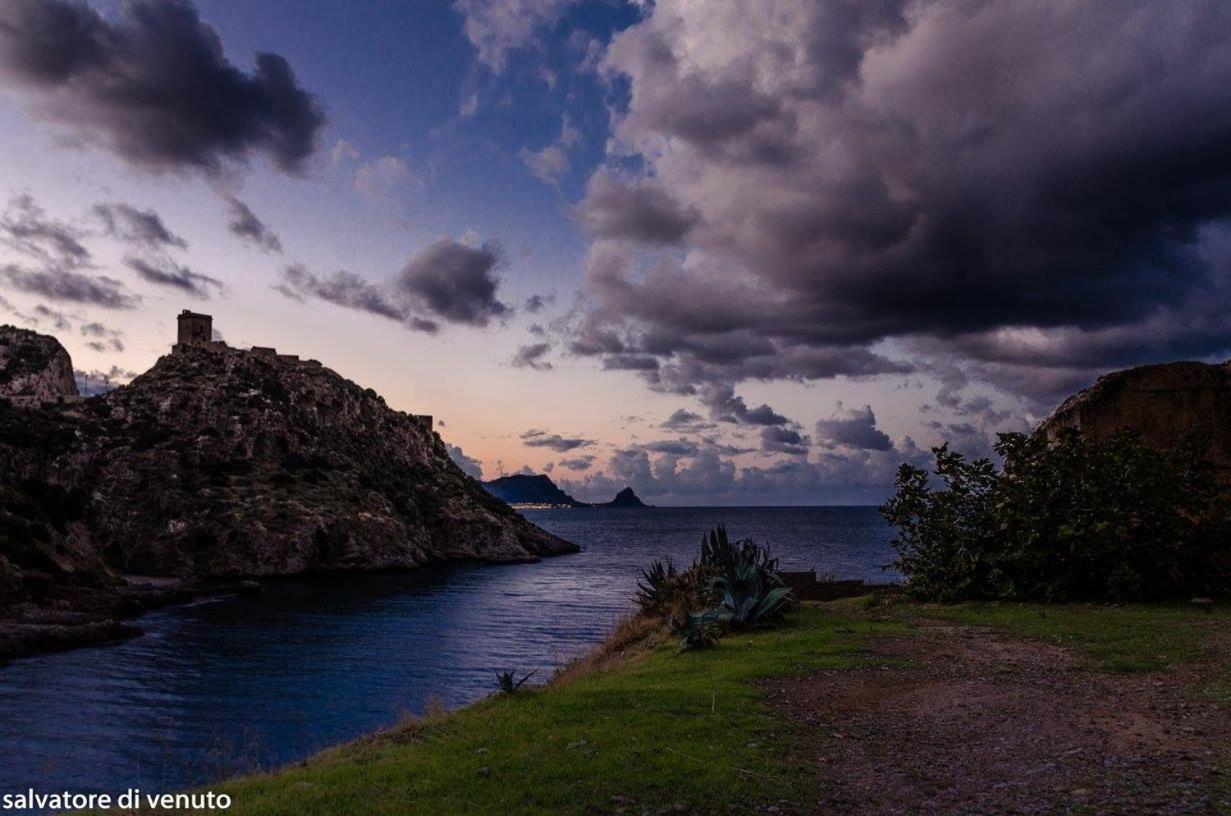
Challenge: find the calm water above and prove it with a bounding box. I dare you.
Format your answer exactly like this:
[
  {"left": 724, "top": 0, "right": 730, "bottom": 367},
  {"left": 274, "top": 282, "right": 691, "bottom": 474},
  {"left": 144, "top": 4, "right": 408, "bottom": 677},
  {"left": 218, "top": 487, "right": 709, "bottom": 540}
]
[{"left": 0, "top": 507, "right": 894, "bottom": 795}]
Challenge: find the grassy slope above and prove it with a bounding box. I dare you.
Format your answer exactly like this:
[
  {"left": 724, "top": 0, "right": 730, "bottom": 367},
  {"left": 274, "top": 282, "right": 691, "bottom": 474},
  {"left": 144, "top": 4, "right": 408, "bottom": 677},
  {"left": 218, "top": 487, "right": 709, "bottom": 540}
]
[{"left": 216, "top": 602, "right": 1227, "bottom": 816}]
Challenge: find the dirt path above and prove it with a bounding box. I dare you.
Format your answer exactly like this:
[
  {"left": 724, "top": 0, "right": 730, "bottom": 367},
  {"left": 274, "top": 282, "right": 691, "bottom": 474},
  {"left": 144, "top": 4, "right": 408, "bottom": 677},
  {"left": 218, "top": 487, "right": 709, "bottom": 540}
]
[{"left": 765, "top": 620, "right": 1231, "bottom": 815}]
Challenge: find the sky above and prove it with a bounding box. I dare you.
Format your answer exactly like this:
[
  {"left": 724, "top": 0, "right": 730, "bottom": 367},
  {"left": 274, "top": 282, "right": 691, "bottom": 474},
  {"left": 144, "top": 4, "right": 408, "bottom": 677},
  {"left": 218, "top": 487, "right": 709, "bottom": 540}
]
[{"left": 1, "top": 0, "right": 1229, "bottom": 505}]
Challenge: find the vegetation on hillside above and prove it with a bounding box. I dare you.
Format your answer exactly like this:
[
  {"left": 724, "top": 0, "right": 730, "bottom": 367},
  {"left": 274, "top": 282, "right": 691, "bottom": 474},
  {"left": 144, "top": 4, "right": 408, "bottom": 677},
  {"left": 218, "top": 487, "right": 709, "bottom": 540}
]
[
  {"left": 635, "top": 526, "right": 794, "bottom": 649},
  {"left": 882, "top": 429, "right": 1231, "bottom": 602}
]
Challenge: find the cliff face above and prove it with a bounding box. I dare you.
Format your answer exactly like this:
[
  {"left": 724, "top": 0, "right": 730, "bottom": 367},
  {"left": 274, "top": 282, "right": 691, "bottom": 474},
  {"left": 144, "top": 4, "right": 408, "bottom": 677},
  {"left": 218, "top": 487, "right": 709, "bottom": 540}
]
[
  {"left": 0, "top": 326, "right": 77, "bottom": 398},
  {"left": 1, "top": 341, "right": 576, "bottom": 584},
  {"left": 1039, "top": 360, "right": 1231, "bottom": 479}
]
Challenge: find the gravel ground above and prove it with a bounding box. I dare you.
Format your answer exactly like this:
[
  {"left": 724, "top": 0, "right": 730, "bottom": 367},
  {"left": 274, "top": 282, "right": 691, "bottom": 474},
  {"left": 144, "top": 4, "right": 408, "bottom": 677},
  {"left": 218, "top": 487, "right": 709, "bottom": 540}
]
[{"left": 764, "top": 622, "right": 1231, "bottom": 815}]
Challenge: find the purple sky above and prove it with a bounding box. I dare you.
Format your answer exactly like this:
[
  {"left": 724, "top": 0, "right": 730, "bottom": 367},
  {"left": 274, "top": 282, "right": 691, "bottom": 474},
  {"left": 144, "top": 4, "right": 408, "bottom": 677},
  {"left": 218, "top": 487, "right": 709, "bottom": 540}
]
[{"left": 1, "top": 0, "right": 1230, "bottom": 504}]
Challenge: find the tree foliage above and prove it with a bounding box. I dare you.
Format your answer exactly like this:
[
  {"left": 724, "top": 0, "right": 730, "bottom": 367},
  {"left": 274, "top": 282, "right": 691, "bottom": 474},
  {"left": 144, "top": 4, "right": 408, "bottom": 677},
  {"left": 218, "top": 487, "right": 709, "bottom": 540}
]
[{"left": 882, "top": 429, "right": 1231, "bottom": 602}]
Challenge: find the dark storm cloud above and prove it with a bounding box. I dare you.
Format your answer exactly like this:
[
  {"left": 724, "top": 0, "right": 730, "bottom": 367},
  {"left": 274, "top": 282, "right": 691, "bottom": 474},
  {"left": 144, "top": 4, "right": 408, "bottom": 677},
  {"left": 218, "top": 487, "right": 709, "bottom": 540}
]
[
  {"left": 814, "top": 404, "right": 893, "bottom": 452},
  {"left": 511, "top": 342, "right": 553, "bottom": 370},
  {"left": 760, "top": 426, "right": 810, "bottom": 457},
  {"left": 698, "top": 383, "right": 789, "bottom": 427},
  {"left": 576, "top": 170, "right": 698, "bottom": 246},
  {"left": 520, "top": 429, "right": 595, "bottom": 453},
  {"left": 1, "top": 264, "right": 138, "bottom": 309},
  {"left": 224, "top": 195, "right": 282, "bottom": 253},
  {"left": 574, "top": 0, "right": 1231, "bottom": 402},
  {"left": 0, "top": 0, "right": 325, "bottom": 175},
  {"left": 274, "top": 264, "right": 440, "bottom": 334},
  {"left": 93, "top": 203, "right": 187, "bottom": 250},
  {"left": 1, "top": 193, "right": 89, "bottom": 269},
  {"left": 126, "top": 257, "right": 224, "bottom": 300},
  {"left": 396, "top": 238, "right": 509, "bottom": 327}
]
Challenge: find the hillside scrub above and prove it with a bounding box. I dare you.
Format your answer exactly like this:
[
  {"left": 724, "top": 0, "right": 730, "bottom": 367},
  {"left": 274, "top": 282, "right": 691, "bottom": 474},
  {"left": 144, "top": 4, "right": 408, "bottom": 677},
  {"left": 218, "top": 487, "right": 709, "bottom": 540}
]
[{"left": 882, "top": 429, "right": 1231, "bottom": 602}]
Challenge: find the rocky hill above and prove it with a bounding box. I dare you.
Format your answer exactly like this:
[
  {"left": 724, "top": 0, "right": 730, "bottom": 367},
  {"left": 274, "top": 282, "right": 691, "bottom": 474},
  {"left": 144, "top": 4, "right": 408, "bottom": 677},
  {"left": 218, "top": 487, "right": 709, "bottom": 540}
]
[
  {"left": 602, "top": 487, "right": 649, "bottom": 508},
  {"left": 0, "top": 325, "right": 77, "bottom": 398},
  {"left": 1039, "top": 360, "right": 1231, "bottom": 480},
  {"left": 0, "top": 335, "right": 576, "bottom": 657},
  {"left": 483, "top": 474, "right": 584, "bottom": 507}
]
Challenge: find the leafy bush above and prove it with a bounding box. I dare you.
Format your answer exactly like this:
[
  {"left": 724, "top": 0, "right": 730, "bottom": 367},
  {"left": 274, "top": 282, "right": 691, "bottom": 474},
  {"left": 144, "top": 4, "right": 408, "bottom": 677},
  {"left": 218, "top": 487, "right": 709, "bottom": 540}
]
[{"left": 882, "top": 429, "right": 1231, "bottom": 602}]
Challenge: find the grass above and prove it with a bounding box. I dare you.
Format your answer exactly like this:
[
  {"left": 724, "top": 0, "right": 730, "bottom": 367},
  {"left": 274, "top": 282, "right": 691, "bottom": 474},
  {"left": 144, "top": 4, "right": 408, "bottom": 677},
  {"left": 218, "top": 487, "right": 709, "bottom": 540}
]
[
  {"left": 885, "top": 599, "right": 1230, "bottom": 673},
  {"left": 205, "top": 600, "right": 1228, "bottom": 815},
  {"left": 216, "top": 607, "right": 903, "bottom": 816}
]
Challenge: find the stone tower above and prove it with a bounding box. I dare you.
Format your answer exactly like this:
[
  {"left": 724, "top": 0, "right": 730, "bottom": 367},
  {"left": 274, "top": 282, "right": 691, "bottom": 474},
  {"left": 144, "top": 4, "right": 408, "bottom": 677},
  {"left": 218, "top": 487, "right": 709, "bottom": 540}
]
[{"left": 175, "top": 310, "right": 212, "bottom": 351}]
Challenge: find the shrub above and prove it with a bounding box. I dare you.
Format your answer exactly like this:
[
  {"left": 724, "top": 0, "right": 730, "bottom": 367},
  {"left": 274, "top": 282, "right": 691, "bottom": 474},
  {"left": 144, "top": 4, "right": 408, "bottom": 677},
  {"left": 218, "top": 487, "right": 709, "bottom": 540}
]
[
  {"left": 882, "top": 429, "right": 1231, "bottom": 602},
  {"left": 639, "top": 526, "right": 795, "bottom": 650}
]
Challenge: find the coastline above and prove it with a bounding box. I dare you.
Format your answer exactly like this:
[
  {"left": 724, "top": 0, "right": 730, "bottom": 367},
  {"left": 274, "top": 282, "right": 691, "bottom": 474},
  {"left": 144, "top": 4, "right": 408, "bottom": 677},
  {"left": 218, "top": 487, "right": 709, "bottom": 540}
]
[
  {"left": 203, "top": 598, "right": 1231, "bottom": 815},
  {"left": 0, "top": 544, "right": 580, "bottom": 664}
]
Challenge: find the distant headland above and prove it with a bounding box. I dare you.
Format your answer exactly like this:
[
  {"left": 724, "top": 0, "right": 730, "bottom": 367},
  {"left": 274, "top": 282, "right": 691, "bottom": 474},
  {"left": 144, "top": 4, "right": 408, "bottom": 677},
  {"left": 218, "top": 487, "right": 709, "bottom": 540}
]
[{"left": 482, "top": 473, "right": 651, "bottom": 509}]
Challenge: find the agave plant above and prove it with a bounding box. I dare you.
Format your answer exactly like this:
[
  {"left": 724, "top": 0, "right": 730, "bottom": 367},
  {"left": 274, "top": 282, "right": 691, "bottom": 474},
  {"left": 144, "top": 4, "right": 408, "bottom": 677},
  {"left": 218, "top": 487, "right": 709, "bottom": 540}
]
[
  {"left": 635, "top": 557, "right": 678, "bottom": 613},
  {"left": 700, "top": 525, "right": 794, "bottom": 629},
  {"left": 495, "top": 668, "right": 537, "bottom": 694}
]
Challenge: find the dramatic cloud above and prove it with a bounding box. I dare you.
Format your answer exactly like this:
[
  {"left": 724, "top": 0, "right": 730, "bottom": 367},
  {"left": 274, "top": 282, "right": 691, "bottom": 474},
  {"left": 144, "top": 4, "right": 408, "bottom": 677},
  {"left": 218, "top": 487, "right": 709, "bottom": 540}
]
[
  {"left": 446, "top": 443, "right": 484, "bottom": 480},
  {"left": 224, "top": 196, "right": 282, "bottom": 253},
  {"left": 2, "top": 265, "right": 138, "bottom": 309},
  {"left": 0, "top": 0, "right": 325, "bottom": 175},
  {"left": 815, "top": 404, "right": 894, "bottom": 452},
  {"left": 93, "top": 203, "right": 187, "bottom": 250},
  {"left": 760, "top": 426, "right": 809, "bottom": 457},
  {"left": 698, "top": 384, "right": 789, "bottom": 427},
  {"left": 126, "top": 257, "right": 224, "bottom": 300},
  {"left": 569, "top": 0, "right": 1231, "bottom": 406},
  {"left": 454, "top": 0, "right": 577, "bottom": 72},
  {"left": 520, "top": 428, "right": 594, "bottom": 453},
  {"left": 511, "top": 342, "right": 553, "bottom": 370},
  {"left": 576, "top": 170, "right": 697, "bottom": 246},
  {"left": 396, "top": 238, "right": 509, "bottom": 327},
  {"left": 275, "top": 264, "right": 439, "bottom": 334}
]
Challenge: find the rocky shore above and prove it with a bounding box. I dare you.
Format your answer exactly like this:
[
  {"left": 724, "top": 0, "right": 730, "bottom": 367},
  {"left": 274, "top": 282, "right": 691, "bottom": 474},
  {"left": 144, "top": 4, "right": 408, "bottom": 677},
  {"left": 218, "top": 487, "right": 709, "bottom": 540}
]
[{"left": 0, "top": 323, "right": 577, "bottom": 661}]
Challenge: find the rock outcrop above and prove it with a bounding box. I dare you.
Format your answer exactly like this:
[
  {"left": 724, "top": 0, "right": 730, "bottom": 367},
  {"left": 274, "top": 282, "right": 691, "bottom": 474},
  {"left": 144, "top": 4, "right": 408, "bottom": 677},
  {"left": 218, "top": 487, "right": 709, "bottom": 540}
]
[
  {"left": 0, "top": 332, "right": 577, "bottom": 657},
  {"left": 0, "top": 326, "right": 77, "bottom": 399},
  {"left": 1039, "top": 360, "right": 1231, "bottom": 479},
  {"left": 602, "top": 487, "right": 649, "bottom": 508}
]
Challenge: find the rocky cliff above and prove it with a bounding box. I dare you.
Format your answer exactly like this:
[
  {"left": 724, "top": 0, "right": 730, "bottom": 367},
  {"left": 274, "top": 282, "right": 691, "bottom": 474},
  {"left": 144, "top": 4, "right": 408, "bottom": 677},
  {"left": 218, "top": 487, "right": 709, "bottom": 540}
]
[
  {"left": 1039, "top": 359, "right": 1231, "bottom": 479},
  {"left": 0, "top": 335, "right": 576, "bottom": 656},
  {"left": 0, "top": 326, "right": 77, "bottom": 398}
]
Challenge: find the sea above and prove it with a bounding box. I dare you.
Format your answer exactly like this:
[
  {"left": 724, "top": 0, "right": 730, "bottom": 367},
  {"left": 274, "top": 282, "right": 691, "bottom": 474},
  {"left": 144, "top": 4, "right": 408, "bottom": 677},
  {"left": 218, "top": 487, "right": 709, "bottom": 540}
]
[{"left": 0, "top": 506, "right": 896, "bottom": 795}]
